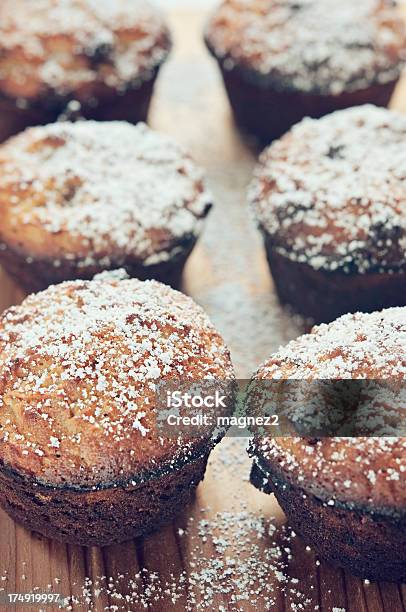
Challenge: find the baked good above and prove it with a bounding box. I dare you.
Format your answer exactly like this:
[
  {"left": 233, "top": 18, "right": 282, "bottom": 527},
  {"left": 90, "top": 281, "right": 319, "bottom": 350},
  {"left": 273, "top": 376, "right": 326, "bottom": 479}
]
[
  {"left": 248, "top": 307, "right": 406, "bottom": 582},
  {"left": 0, "top": 121, "right": 212, "bottom": 292},
  {"left": 205, "top": 0, "right": 406, "bottom": 143},
  {"left": 250, "top": 105, "right": 406, "bottom": 324},
  {"left": 0, "top": 274, "right": 234, "bottom": 546},
  {"left": 0, "top": 0, "right": 171, "bottom": 142}
]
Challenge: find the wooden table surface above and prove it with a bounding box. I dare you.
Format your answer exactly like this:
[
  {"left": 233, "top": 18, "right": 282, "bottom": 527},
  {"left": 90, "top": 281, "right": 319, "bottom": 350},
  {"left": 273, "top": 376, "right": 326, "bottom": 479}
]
[{"left": 0, "top": 9, "right": 405, "bottom": 612}]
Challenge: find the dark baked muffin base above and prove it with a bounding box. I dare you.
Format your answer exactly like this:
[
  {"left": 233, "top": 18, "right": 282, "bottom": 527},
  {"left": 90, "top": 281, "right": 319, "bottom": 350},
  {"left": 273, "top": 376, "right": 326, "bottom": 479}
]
[
  {"left": 0, "top": 237, "right": 197, "bottom": 293},
  {"left": 215, "top": 62, "right": 398, "bottom": 143},
  {"left": 266, "top": 246, "right": 406, "bottom": 324},
  {"left": 0, "top": 452, "right": 210, "bottom": 547},
  {"left": 0, "top": 68, "right": 160, "bottom": 144},
  {"left": 251, "top": 461, "right": 406, "bottom": 583}
]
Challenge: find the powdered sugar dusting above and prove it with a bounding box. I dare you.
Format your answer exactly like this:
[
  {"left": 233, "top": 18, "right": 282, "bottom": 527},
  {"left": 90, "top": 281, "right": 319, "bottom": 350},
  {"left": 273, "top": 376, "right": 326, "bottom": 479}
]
[
  {"left": 206, "top": 0, "right": 406, "bottom": 94},
  {"left": 0, "top": 121, "right": 212, "bottom": 267},
  {"left": 0, "top": 276, "right": 233, "bottom": 485},
  {"left": 253, "top": 435, "right": 405, "bottom": 509},
  {"left": 21, "top": 511, "right": 316, "bottom": 611},
  {"left": 250, "top": 105, "right": 406, "bottom": 273},
  {"left": 257, "top": 306, "right": 406, "bottom": 379},
  {"left": 251, "top": 307, "right": 406, "bottom": 506},
  {"left": 0, "top": 0, "right": 171, "bottom": 97}
]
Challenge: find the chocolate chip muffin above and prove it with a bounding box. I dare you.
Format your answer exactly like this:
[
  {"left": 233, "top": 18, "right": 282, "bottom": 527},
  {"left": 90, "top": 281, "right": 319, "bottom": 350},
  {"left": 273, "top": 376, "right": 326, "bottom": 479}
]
[
  {"left": 205, "top": 0, "right": 406, "bottom": 142},
  {"left": 250, "top": 105, "right": 406, "bottom": 324},
  {"left": 248, "top": 307, "right": 406, "bottom": 582},
  {"left": 0, "top": 121, "right": 212, "bottom": 292},
  {"left": 0, "top": 0, "right": 171, "bottom": 142},
  {"left": 0, "top": 274, "right": 234, "bottom": 546}
]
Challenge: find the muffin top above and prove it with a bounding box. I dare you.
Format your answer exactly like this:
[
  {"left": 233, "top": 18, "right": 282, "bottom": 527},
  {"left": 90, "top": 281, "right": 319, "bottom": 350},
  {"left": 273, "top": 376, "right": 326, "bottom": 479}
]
[
  {"left": 250, "top": 105, "right": 406, "bottom": 274},
  {"left": 0, "top": 0, "right": 171, "bottom": 101},
  {"left": 250, "top": 307, "right": 406, "bottom": 510},
  {"left": 0, "top": 275, "right": 233, "bottom": 488},
  {"left": 255, "top": 307, "right": 406, "bottom": 379},
  {"left": 206, "top": 0, "right": 406, "bottom": 95},
  {"left": 0, "top": 121, "right": 212, "bottom": 268}
]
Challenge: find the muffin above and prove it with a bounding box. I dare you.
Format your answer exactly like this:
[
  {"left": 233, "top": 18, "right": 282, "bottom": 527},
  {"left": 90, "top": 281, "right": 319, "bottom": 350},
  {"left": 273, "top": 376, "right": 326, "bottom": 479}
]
[
  {"left": 205, "top": 0, "right": 406, "bottom": 143},
  {"left": 0, "top": 0, "right": 171, "bottom": 142},
  {"left": 0, "top": 121, "right": 212, "bottom": 293},
  {"left": 0, "top": 274, "right": 234, "bottom": 546},
  {"left": 250, "top": 105, "right": 406, "bottom": 324},
  {"left": 248, "top": 307, "right": 406, "bottom": 582}
]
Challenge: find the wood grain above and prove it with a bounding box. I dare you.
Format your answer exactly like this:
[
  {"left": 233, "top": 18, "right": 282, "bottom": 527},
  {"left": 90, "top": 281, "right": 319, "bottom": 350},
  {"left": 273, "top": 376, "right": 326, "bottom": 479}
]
[{"left": 0, "top": 9, "right": 405, "bottom": 612}]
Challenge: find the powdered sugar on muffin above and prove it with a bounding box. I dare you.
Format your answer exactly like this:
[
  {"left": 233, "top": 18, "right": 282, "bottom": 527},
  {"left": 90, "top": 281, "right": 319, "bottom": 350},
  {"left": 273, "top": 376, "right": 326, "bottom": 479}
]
[
  {"left": 256, "top": 307, "right": 406, "bottom": 379},
  {"left": 250, "top": 105, "right": 406, "bottom": 273},
  {"left": 0, "top": 0, "right": 171, "bottom": 99},
  {"left": 0, "top": 277, "right": 233, "bottom": 486},
  {"left": 206, "top": 0, "right": 406, "bottom": 95},
  {"left": 250, "top": 307, "right": 406, "bottom": 507},
  {"left": 0, "top": 121, "right": 212, "bottom": 268}
]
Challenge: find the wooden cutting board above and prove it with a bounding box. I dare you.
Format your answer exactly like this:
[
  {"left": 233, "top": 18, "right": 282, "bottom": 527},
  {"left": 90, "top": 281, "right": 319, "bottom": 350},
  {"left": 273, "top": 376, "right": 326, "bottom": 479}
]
[{"left": 0, "top": 9, "right": 405, "bottom": 612}]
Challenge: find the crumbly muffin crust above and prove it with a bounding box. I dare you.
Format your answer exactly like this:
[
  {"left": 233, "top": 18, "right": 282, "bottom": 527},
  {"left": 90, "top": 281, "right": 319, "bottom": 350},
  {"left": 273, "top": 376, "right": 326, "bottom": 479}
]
[
  {"left": 250, "top": 105, "right": 406, "bottom": 274},
  {"left": 0, "top": 0, "right": 171, "bottom": 102},
  {"left": 206, "top": 0, "right": 406, "bottom": 95},
  {"left": 0, "top": 121, "right": 212, "bottom": 288},
  {"left": 0, "top": 276, "right": 233, "bottom": 489},
  {"left": 251, "top": 308, "right": 406, "bottom": 509},
  {"left": 249, "top": 307, "right": 406, "bottom": 580},
  {"left": 255, "top": 307, "right": 406, "bottom": 380}
]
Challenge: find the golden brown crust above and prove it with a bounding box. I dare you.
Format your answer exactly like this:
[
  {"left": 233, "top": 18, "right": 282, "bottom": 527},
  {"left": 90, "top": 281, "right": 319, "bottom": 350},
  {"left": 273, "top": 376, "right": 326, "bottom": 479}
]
[
  {"left": 0, "top": 121, "right": 212, "bottom": 288},
  {"left": 250, "top": 106, "right": 406, "bottom": 275},
  {"left": 206, "top": 0, "right": 406, "bottom": 95},
  {"left": 0, "top": 0, "right": 171, "bottom": 101},
  {"left": 0, "top": 276, "right": 234, "bottom": 488},
  {"left": 249, "top": 308, "right": 406, "bottom": 581},
  {"left": 250, "top": 308, "right": 406, "bottom": 509},
  {"left": 253, "top": 437, "right": 405, "bottom": 512}
]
